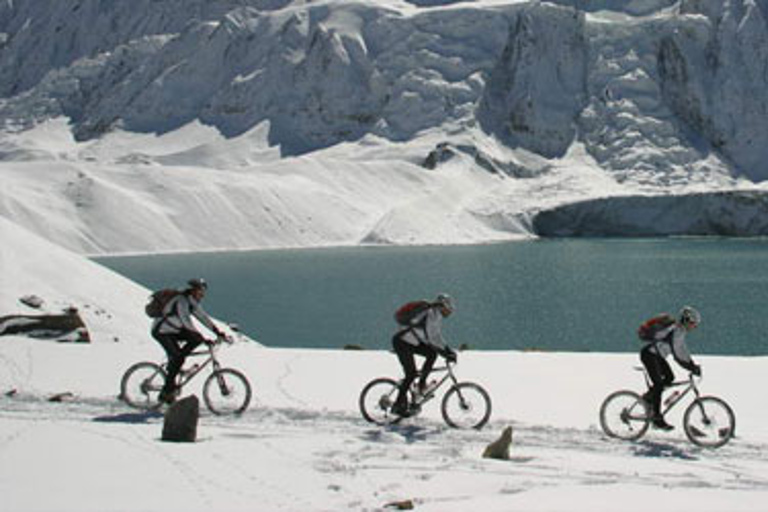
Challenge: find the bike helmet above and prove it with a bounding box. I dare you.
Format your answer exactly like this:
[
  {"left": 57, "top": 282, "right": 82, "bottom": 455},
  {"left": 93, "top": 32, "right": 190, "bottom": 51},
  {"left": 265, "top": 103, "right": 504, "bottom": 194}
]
[
  {"left": 679, "top": 306, "right": 701, "bottom": 329},
  {"left": 435, "top": 293, "right": 455, "bottom": 314},
  {"left": 187, "top": 278, "right": 208, "bottom": 291}
]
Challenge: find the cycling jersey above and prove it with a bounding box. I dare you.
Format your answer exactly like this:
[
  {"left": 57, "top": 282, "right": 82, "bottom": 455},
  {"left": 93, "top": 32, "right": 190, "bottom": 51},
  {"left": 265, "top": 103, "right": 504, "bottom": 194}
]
[
  {"left": 642, "top": 323, "right": 696, "bottom": 371},
  {"left": 396, "top": 306, "right": 447, "bottom": 351},
  {"left": 152, "top": 292, "right": 217, "bottom": 336}
]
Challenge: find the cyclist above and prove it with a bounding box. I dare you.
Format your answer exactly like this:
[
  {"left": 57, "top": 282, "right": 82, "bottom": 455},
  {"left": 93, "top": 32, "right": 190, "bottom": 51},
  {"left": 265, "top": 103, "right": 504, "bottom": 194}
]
[
  {"left": 391, "top": 293, "right": 457, "bottom": 417},
  {"left": 640, "top": 306, "right": 702, "bottom": 430},
  {"left": 151, "top": 278, "right": 224, "bottom": 403}
]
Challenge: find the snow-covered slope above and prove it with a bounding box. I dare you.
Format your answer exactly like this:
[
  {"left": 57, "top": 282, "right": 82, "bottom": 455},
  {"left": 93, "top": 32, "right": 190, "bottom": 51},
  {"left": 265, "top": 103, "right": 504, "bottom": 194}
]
[
  {"left": 2, "top": 202, "right": 768, "bottom": 512},
  {"left": 0, "top": 214, "right": 151, "bottom": 343},
  {"left": 2, "top": 0, "right": 768, "bottom": 253}
]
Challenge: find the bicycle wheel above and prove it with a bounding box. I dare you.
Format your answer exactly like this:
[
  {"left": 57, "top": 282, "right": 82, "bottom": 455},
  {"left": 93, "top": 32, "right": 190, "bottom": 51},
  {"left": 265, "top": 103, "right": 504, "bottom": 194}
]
[
  {"left": 441, "top": 382, "right": 491, "bottom": 429},
  {"left": 120, "top": 361, "right": 166, "bottom": 410},
  {"left": 599, "top": 390, "right": 650, "bottom": 441},
  {"left": 683, "top": 396, "right": 735, "bottom": 448},
  {"left": 203, "top": 368, "right": 252, "bottom": 415},
  {"left": 359, "top": 378, "right": 400, "bottom": 425}
]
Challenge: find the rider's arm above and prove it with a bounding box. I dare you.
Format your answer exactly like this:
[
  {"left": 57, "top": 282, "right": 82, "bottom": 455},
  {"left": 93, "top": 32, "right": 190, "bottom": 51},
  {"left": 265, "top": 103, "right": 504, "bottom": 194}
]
[
  {"left": 670, "top": 327, "right": 698, "bottom": 373},
  {"left": 189, "top": 298, "right": 221, "bottom": 335},
  {"left": 424, "top": 308, "right": 447, "bottom": 351}
]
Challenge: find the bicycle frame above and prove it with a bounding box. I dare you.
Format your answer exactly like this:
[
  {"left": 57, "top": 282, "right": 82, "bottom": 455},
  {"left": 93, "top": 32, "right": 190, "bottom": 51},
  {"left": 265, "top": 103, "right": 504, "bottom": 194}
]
[
  {"left": 165, "top": 343, "right": 224, "bottom": 388},
  {"left": 640, "top": 369, "right": 701, "bottom": 417},
  {"left": 410, "top": 363, "right": 459, "bottom": 407}
]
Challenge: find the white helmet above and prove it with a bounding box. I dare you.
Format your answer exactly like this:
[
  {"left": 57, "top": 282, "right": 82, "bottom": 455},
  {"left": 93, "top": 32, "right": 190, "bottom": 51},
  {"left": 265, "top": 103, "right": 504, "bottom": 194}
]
[
  {"left": 679, "top": 306, "right": 701, "bottom": 328},
  {"left": 435, "top": 293, "right": 455, "bottom": 313}
]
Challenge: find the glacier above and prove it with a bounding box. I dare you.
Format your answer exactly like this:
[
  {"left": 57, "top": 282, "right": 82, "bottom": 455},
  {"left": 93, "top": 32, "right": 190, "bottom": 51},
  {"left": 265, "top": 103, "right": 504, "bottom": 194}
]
[{"left": 1, "top": 0, "right": 768, "bottom": 254}]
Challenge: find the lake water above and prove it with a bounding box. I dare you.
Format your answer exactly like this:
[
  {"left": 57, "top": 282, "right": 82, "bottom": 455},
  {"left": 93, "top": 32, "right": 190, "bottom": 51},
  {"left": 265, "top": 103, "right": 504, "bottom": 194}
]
[{"left": 94, "top": 239, "right": 768, "bottom": 356}]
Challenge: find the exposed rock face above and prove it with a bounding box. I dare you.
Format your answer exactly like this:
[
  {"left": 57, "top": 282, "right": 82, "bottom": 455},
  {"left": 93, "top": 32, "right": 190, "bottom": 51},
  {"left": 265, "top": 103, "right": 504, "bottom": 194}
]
[
  {"left": 479, "top": 3, "right": 588, "bottom": 158},
  {"left": 0, "top": 307, "right": 90, "bottom": 342},
  {"left": 658, "top": 0, "right": 768, "bottom": 181},
  {"left": 532, "top": 190, "right": 768, "bottom": 237}
]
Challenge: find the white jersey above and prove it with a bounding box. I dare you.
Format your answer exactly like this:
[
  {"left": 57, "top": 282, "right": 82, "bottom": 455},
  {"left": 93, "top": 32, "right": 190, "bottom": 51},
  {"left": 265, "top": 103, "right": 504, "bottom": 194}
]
[
  {"left": 644, "top": 323, "right": 694, "bottom": 366},
  {"left": 396, "top": 306, "right": 447, "bottom": 350},
  {"left": 152, "top": 292, "right": 217, "bottom": 335}
]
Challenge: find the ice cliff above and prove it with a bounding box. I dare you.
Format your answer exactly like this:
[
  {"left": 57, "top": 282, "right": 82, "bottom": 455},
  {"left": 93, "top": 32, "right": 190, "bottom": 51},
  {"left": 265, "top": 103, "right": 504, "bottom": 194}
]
[{"left": 1, "top": 0, "right": 768, "bottom": 253}]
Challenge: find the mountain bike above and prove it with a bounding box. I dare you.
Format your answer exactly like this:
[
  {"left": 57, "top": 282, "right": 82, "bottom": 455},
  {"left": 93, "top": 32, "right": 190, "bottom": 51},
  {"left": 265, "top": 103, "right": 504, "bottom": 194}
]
[
  {"left": 120, "top": 334, "right": 252, "bottom": 415},
  {"left": 599, "top": 367, "right": 735, "bottom": 448},
  {"left": 359, "top": 361, "right": 492, "bottom": 429}
]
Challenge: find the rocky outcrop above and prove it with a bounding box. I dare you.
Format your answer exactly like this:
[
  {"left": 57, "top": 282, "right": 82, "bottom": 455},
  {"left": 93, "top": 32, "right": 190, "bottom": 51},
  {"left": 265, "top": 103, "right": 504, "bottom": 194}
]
[{"left": 532, "top": 190, "right": 768, "bottom": 237}]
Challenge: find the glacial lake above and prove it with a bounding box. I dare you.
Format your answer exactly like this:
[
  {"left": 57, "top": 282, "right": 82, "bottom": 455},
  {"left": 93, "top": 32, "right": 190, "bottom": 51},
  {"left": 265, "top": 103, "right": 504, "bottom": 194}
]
[{"left": 94, "top": 239, "right": 768, "bottom": 356}]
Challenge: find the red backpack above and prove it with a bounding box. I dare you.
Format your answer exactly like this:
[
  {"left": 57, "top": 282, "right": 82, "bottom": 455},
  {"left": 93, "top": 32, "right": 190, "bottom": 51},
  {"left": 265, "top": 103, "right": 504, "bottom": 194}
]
[
  {"left": 637, "top": 313, "right": 676, "bottom": 341},
  {"left": 394, "top": 300, "right": 433, "bottom": 326},
  {"left": 144, "top": 289, "right": 180, "bottom": 318}
]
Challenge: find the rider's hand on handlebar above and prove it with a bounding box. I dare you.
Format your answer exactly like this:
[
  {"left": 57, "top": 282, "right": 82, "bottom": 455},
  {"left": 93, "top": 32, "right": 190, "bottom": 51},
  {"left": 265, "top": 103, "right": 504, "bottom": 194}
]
[
  {"left": 691, "top": 364, "right": 702, "bottom": 377},
  {"left": 443, "top": 347, "right": 457, "bottom": 363}
]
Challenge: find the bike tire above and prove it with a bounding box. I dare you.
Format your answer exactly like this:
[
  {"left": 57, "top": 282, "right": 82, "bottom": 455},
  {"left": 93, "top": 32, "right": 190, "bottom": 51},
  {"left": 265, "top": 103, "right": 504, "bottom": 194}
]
[
  {"left": 683, "top": 396, "right": 735, "bottom": 448},
  {"left": 441, "top": 382, "right": 491, "bottom": 429},
  {"left": 599, "top": 390, "right": 650, "bottom": 441},
  {"left": 203, "top": 368, "right": 252, "bottom": 415},
  {"left": 359, "top": 377, "right": 400, "bottom": 425},
  {"left": 120, "top": 361, "right": 166, "bottom": 410}
]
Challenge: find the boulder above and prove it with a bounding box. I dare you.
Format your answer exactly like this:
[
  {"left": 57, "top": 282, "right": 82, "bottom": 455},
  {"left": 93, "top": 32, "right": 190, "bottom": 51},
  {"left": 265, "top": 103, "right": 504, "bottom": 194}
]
[
  {"left": 482, "top": 426, "right": 513, "bottom": 460},
  {"left": 161, "top": 395, "right": 199, "bottom": 443}
]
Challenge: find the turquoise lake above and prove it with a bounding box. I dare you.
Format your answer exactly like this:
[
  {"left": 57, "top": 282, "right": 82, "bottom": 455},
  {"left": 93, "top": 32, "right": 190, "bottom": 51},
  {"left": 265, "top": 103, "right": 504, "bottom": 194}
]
[{"left": 94, "top": 239, "right": 768, "bottom": 355}]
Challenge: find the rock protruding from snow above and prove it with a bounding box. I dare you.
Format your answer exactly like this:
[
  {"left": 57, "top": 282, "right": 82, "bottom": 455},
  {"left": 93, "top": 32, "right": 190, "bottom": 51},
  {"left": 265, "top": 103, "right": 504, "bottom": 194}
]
[{"left": 162, "top": 395, "right": 200, "bottom": 443}]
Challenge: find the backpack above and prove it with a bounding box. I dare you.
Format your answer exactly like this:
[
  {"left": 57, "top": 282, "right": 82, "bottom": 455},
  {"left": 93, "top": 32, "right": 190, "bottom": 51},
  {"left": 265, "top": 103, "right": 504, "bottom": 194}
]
[
  {"left": 144, "top": 289, "right": 180, "bottom": 318},
  {"left": 394, "top": 300, "right": 433, "bottom": 326},
  {"left": 637, "top": 313, "right": 676, "bottom": 341}
]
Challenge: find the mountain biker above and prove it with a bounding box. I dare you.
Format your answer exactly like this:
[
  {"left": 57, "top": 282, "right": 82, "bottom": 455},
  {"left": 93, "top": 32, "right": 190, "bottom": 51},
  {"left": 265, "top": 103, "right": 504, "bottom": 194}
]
[
  {"left": 640, "top": 306, "right": 702, "bottom": 431},
  {"left": 391, "top": 293, "right": 458, "bottom": 417},
  {"left": 151, "top": 278, "right": 224, "bottom": 403}
]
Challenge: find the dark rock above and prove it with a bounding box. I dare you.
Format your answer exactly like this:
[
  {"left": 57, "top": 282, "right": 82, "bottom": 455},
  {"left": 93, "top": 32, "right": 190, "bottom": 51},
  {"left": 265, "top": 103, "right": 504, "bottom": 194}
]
[
  {"left": 0, "top": 308, "right": 90, "bottom": 342},
  {"left": 162, "top": 395, "right": 199, "bottom": 443}
]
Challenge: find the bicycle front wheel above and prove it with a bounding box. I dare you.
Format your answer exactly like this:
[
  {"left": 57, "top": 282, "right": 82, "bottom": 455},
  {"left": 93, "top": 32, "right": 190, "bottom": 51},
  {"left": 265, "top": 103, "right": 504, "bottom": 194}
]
[
  {"left": 120, "top": 362, "right": 166, "bottom": 410},
  {"left": 359, "top": 378, "right": 400, "bottom": 425},
  {"left": 203, "top": 368, "right": 252, "bottom": 415},
  {"left": 599, "top": 390, "right": 650, "bottom": 441},
  {"left": 441, "top": 382, "right": 491, "bottom": 429},
  {"left": 683, "top": 396, "right": 735, "bottom": 448}
]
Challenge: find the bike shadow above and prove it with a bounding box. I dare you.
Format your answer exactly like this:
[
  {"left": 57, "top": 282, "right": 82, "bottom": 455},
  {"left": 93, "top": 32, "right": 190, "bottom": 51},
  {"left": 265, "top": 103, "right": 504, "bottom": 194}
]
[
  {"left": 631, "top": 439, "right": 698, "bottom": 461},
  {"left": 92, "top": 410, "right": 163, "bottom": 424},
  {"left": 363, "top": 423, "right": 443, "bottom": 444}
]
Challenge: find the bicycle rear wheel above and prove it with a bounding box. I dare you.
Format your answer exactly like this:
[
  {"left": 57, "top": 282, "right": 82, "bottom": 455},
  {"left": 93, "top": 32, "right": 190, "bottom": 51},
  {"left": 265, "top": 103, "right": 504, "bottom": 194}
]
[
  {"left": 599, "top": 390, "right": 650, "bottom": 441},
  {"left": 203, "top": 368, "right": 252, "bottom": 415},
  {"left": 359, "top": 378, "right": 400, "bottom": 425},
  {"left": 120, "top": 362, "right": 166, "bottom": 410},
  {"left": 441, "top": 382, "right": 491, "bottom": 429},
  {"left": 683, "top": 396, "right": 735, "bottom": 448}
]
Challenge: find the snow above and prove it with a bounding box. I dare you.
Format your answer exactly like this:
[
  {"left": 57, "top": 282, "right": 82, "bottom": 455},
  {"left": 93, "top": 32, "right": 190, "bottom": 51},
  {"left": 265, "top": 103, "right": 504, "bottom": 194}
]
[
  {"left": 3, "top": 1, "right": 768, "bottom": 508},
  {"left": 2, "top": 195, "right": 768, "bottom": 512},
  {"left": 3, "top": 1, "right": 768, "bottom": 254}
]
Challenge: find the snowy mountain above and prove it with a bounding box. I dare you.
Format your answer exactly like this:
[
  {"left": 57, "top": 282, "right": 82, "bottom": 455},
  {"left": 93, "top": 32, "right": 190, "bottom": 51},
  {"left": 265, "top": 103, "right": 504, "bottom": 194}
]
[{"left": 2, "top": 0, "right": 768, "bottom": 253}]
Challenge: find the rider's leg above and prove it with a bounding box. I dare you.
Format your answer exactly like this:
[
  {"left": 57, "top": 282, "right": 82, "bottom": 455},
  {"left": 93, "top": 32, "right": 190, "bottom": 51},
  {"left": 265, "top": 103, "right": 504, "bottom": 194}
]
[
  {"left": 641, "top": 347, "right": 673, "bottom": 426},
  {"left": 178, "top": 328, "right": 205, "bottom": 357},
  {"left": 154, "top": 332, "right": 183, "bottom": 394},
  {"left": 393, "top": 336, "right": 418, "bottom": 411},
  {"left": 411, "top": 344, "right": 437, "bottom": 391}
]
